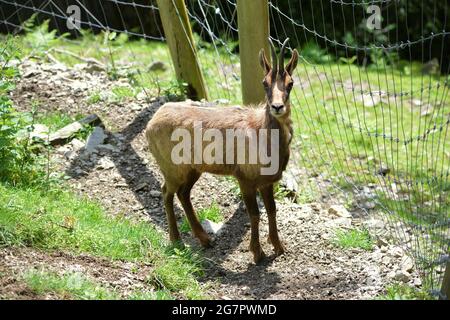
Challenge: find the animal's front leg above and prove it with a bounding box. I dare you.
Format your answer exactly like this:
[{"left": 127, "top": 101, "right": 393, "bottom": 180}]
[
  {"left": 260, "top": 184, "right": 285, "bottom": 256},
  {"left": 240, "top": 183, "right": 266, "bottom": 263}
]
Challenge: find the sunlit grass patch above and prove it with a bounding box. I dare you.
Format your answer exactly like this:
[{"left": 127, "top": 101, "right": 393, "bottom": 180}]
[
  {"left": 332, "top": 227, "right": 374, "bottom": 251},
  {"left": 376, "top": 283, "right": 433, "bottom": 300},
  {"left": 0, "top": 185, "right": 204, "bottom": 299},
  {"left": 24, "top": 270, "right": 118, "bottom": 300},
  {"left": 23, "top": 270, "right": 175, "bottom": 300},
  {"left": 180, "top": 202, "right": 223, "bottom": 233}
]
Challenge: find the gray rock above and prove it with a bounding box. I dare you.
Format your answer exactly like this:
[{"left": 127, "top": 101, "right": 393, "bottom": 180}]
[
  {"left": 149, "top": 190, "right": 161, "bottom": 197},
  {"left": 328, "top": 205, "right": 352, "bottom": 218},
  {"left": 393, "top": 270, "right": 411, "bottom": 283},
  {"left": 49, "top": 122, "right": 83, "bottom": 145},
  {"left": 49, "top": 114, "right": 101, "bottom": 146},
  {"left": 98, "top": 157, "right": 115, "bottom": 170},
  {"left": 148, "top": 61, "right": 167, "bottom": 72},
  {"left": 130, "top": 103, "right": 143, "bottom": 111},
  {"left": 28, "top": 124, "right": 49, "bottom": 142},
  {"left": 71, "top": 138, "right": 85, "bottom": 152},
  {"left": 214, "top": 98, "right": 231, "bottom": 105},
  {"left": 400, "top": 256, "right": 414, "bottom": 273},
  {"left": 201, "top": 219, "right": 224, "bottom": 235},
  {"left": 85, "top": 127, "right": 107, "bottom": 152},
  {"left": 362, "top": 201, "right": 376, "bottom": 210}
]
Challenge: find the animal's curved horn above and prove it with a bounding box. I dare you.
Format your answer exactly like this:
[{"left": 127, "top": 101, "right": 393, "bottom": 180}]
[
  {"left": 268, "top": 38, "right": 278, "bottom": 75},
  {"left": 279, "top": 38, "right": 290, "bottom": 73}
]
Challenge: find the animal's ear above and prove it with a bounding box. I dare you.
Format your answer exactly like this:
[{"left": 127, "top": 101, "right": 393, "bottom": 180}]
[
  {"left": 259, "top": 49, "right": 271, "bottom": 74},
  {"left": 285, "top": 49, "right": 299, "bottom": 76}
]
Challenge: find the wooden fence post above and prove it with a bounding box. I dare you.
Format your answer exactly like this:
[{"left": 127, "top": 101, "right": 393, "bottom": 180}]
[
  {"left": 156, "top": 0, "right": 208, "bottom": 100},
  {"left": 440, "top": 259, "right": 450, "bottom": 300},
  {"left": 236, "top": 0, "right": 270, "bottom": 105}
]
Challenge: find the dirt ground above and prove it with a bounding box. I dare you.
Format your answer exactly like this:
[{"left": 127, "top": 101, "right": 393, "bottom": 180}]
[{"left": 1, "top": 58, "right": 422, "bottom": 300}]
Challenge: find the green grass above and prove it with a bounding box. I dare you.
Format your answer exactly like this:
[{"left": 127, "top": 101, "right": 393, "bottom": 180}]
[
  {"left": 180, "top": 202, "right": 223, "bottom": 233},
  {"left": 332, "top": 228, "right": 374, "bottom": 251},
  {"left": 0, "top": 184, "right": 204, "bottom": 299},
  {"left": 376, "top": 283, "right": 433, "bottom": 300},
  {"left": 24, "top": 270, "right": 119, "bottom": 300},
  {"left": 111, "top": 86, "right": 136, "bottom": 101},
  {"left": 36, "top": 112, "right": 82, "bottom": 131},
  {"left": 87, "top": 91, "right": 102, "bottom": 105},
  {"left": 23, "top": 270, "right": 174, "bottom": 300}
]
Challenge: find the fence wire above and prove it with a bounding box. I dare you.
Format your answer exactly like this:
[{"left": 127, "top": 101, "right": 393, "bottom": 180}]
[{"left": 1, "top": 0, "right": 449, "bottom": 298}]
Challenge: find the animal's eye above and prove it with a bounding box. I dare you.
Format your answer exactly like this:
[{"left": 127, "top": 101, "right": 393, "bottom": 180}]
[
  {"left": 287, "top": 82, "right": 294, "bottom": 90},
  {"left": 262, "top": 80, "right": 269, "bottom": 88}
]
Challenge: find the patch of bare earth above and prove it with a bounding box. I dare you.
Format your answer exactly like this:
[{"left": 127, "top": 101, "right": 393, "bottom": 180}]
[
  {"left": 6, "top": 58, "right": 421, "bottom": 300},
  {"left": 0, "top": 247, "right": 153, "bottom": 299}
]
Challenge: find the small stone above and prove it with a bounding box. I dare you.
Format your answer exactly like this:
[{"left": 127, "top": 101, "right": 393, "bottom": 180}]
[
  {"left": 325, "top": 217, "right": 352, "bottom": 228},
  {"left": 310, "top": 203, "right": 321, "bottom": 212},
  {"left": 130, "top": 103, "right": 143, "bottom": 111},
  {"left": 64, "top": 150, "right": 77, "bottom": 161},
  {"left": 71, "top": 138, "right": 85, "bottom": 152},
  {"left": 214, "top": 98, "right": 230, "bottom": 105},
  {"left": 149, "top": 190, "right": 161, "bottom": 197},
  {"left": 98, "top": 157, "right": 115, "bottom": 170},
  {"left": 400, "top": 256, "right": 414, "bottom": 273},
  {"left": 389, "top": 247, "right": 403, "bottom": 258},
  {"left": 381, "top": 255, "right": 392, "bottom": 266},
  {"left": 393, "top": 270, "right": 411, "bottom": 283},
  {"left": 413, "top": 277, "right": 422, "bottom": 287},
  {"left": 328, "top": 205, "right": 352, "bottom": 218},
  {"left": 201, "top": 219, "right": 224, "bottom": 235},
  {"left": 377, "top": 166, "right": 390, "bottom": 176},
  {"left": 377, "top": 237, "right": 389, "bottom": 247},
  {"left": 28, "top": 124, "right": 49, "bottom": 142},
  {"left": 363, "top": 201, "right": 376, "bottom": 210},
  {"left": 148, "top": 61, "right": 167, "bottom": 72},
  {"left": 134, "top": 183, "right": 148, "bottom": 192}
]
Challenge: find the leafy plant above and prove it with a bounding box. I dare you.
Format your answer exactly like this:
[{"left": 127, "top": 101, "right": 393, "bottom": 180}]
[
  {"left": 23, "top": 15, "right": 66, "bottom": 53},
  {"left": 301, "top": 42, "right": 334, "bottom": 64},
  {"left": 0, "top": 37, "right": 44, "bottom": 185}
]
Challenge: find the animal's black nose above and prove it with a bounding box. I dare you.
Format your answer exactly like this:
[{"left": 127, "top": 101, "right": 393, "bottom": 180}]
[{"left": 271, "top": 104, "right": 284, "bottom": 112}]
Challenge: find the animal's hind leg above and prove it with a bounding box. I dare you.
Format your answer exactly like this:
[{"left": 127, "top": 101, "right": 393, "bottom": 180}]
[
  {"left": 176, "top": 171, "right": 212, "bottom": 248},
  {"left": 162, "top": 182, "right": 182, "bottom": 245}
]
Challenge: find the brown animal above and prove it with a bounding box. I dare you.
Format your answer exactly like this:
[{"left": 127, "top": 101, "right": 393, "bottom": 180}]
[{"left": 146, "top": 39, "right": 298, "bottom": 263}]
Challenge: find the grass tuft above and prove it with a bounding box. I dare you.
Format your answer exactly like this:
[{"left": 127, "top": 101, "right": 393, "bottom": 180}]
[
  {"left": 376, "top": 283, "right": 433, "bottom": 300},
  {"left": 180, "top": 202, "right": 223, "bottom": 233},
  {"left": 332, "top": 227, "right": 374, "bottom": 251}
]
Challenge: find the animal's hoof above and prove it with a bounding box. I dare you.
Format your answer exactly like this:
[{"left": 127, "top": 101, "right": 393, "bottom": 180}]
[
  {"left": 253, "top": 249, "right": 267, "bottom": 264},
  {"left": 198, "top": 234, "right": 213, "bottom": 248},
  {"left": 171, "top": 239, "right": 185, "bottom": 249},
  {"left": 274, "top": 244, "right": 286, "bottom": 256}
]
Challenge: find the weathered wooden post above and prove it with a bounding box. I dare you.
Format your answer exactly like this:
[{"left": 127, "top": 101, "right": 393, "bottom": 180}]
[
  {"left": 440, "top": 259, "right": 450, "bottom": 300},
  {"left": 156, "top": 0, "right": 208, "bottom": 100},
  {"left": 236, "top": 0, "right": 270, "bottom": 105}
]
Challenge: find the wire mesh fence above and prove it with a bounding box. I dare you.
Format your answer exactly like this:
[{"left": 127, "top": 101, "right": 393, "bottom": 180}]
[{"left": 1, "top": 0, "right": 449, "bottom": 298}]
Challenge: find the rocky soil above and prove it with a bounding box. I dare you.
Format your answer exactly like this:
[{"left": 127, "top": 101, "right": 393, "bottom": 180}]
[{"left": 1, "top": 57, "right": 422, "bottom": 300}]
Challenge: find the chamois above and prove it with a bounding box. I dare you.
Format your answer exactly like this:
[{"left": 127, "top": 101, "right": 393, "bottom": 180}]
[{"left": 146, "top": 39, "right": 298, "bottom": 263}]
